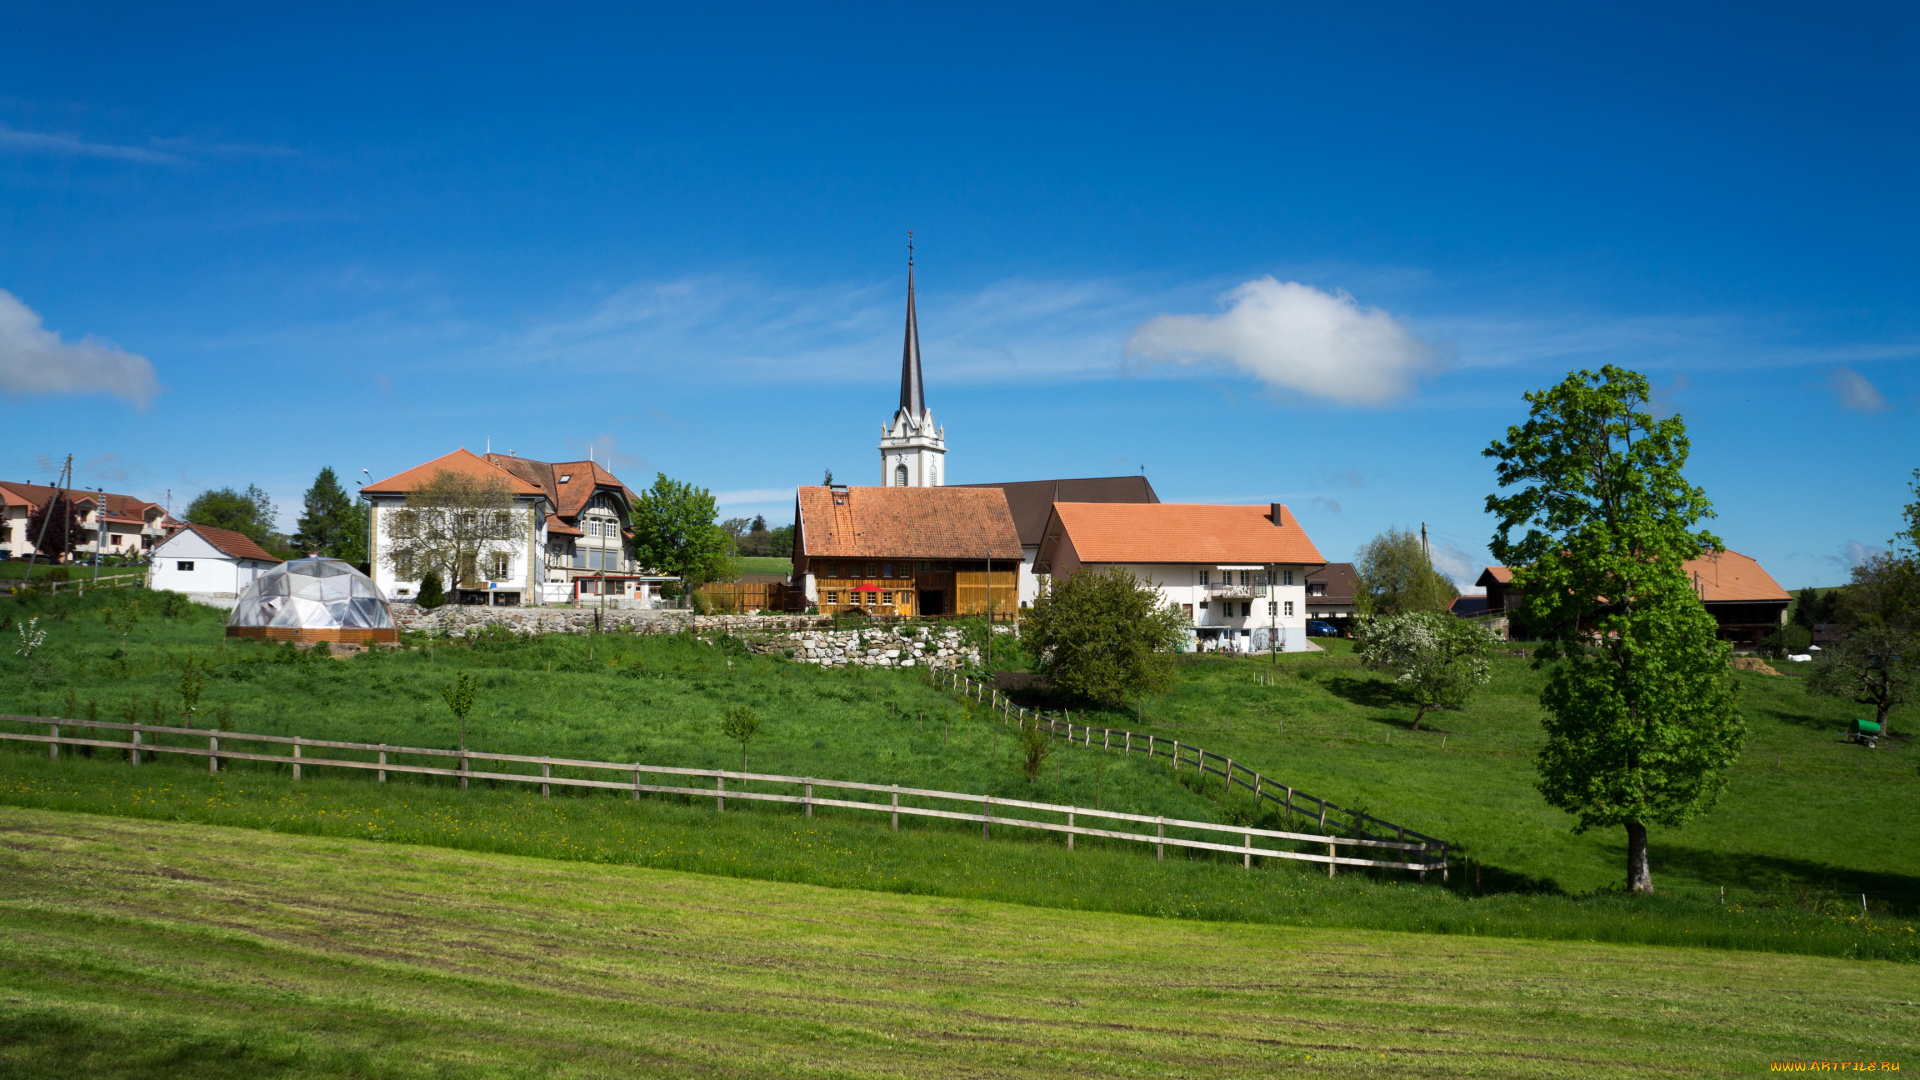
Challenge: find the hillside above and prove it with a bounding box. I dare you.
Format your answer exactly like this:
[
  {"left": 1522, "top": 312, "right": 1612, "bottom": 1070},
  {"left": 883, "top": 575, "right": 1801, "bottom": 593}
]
[{"left": 4, "top": 809, "right": 1913, "bottom": 1079}]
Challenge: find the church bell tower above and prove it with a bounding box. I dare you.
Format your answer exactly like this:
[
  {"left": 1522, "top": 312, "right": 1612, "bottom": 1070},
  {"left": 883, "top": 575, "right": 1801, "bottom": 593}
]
[{"left": 879, "top": 236, "right": 946, "bottom": 487}]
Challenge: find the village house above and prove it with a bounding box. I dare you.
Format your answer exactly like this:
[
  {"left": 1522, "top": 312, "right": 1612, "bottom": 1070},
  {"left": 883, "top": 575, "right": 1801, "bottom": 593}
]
[
  {"left": 1032, "top": 502, "right": 1327, "bottom": 653},
  {"left": 1304, "top": 561, "right": 1360, "bottom": 629},
  {"left": 362, "top": 448, "right": 669, "bottom": 607},
  {"left": 1477, "top": 548, "right": 1791, "bottom": 645},
  {"left": 0, "top": 481, "right": 177, "bottom": 562},
  {"left": 146, "top": 523, "right": 282, "bottom": 606},
  {"left": 793, "top": 484, "right": 1022, "bottom": 617}
]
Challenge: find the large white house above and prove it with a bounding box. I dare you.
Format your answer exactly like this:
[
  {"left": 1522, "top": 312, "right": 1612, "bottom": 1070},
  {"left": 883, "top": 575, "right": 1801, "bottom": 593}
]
[
  {"left": 147, "top": 524, "right": 282, "bottom": 607},
  {"left": 1032, "top": 501, "right": 1327, "bottom": 653}
]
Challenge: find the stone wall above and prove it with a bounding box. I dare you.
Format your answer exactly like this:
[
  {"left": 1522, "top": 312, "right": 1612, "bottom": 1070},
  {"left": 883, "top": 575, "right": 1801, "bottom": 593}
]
[{"left": 774, "top": 625, "right": 978, "bottom": 669}]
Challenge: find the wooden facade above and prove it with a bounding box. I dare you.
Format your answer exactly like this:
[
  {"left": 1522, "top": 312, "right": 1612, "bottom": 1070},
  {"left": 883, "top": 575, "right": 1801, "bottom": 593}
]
[{"left": 811, "top": 559, "right": 1018, "bottom": 617}]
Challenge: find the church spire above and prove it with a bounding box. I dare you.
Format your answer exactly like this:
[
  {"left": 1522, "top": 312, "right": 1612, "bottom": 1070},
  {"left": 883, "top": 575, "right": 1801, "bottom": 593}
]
[{"left": 899, "top": 232, "right": 925, "bottom": 417}]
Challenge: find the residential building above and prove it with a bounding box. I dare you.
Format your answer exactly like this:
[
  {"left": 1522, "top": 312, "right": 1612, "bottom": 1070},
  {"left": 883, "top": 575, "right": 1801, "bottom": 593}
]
[
  {"left": 878, "top": 251, "right": 946, "bottom": 489},
  {"left": 1032, "top": 502, "right": 1327, "bottom": 653},
  {"left": 362, "top": 448, "right": 667, "bottom": 607},
  {"left": 1304, "top": 562, "right": 1359, "bottom": 629},
  {"left": 1477, "top": 549, "right": 1791, "bottom": 645},
  {"left": 958, "top": 475, "right": 1160, "bottom": 606},
  {"left": 147, "top": 523, "right": 282, "bottom": 606},
  {"left": 793, "top": 484, "right": 1021, "bottom": 616},
  {"left": 0, "top": 481, "right": 177, "bottom": 561}
]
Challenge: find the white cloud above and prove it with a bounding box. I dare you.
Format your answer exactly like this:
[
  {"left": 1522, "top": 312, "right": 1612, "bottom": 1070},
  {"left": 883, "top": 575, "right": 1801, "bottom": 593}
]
[
  {"left": 1125, "top": 278, "right": 1435, "bottom": 406},
  {"left": 1830, "top": 367, "right": 1891, "bottom": 412},
  {"left": 0, "top": 290, "right": 161, "bottom": 409},
  {"left": 1832, "top": 540, "right": 1884, "bottom": 569},
  {"left": 0, "top": 126, "right": 185, "bottom": 164}
]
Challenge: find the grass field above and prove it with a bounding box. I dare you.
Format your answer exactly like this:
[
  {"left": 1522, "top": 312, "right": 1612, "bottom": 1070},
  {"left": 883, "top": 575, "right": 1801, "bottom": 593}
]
[
  {"left": 735, "top": 556, "right": 793, "bottom": 576},
  {"left": 2, "top": 584, "right": 1916, "bottom": 938},
  {"left": 0, "top": 560, "right": 144, "bottom": 581},
  {"left": 3, "top": 808, "right": 1913, "bottom": 1079}
]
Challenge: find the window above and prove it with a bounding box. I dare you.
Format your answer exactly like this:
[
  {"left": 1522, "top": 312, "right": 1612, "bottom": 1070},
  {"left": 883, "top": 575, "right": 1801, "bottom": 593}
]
[
  {"left": 1182, "top": 603, "right": 1193, "bottom": 620},
  {"left": 1241, "top": 602, "right": 1253, "bottom": 617},
  {"left": 558, "top": 474, "right": 572, "bottom": 483},
  {"left": 895, "top": 464, "right": 908, "bottom": 486},
  {"left": 572, "top": 547, "right": 585, "bottom": 568},
  {"left": 882, "top": 562, "right": 894, "bottom": 578},
  {"left": 489, "top": 553, "right": 510, "bottom": 580},
  {"left": 867, "top": 563, "right": 878, "bottom": 577},
  {"left": 882, "top": 591, "right": 893, "bottom": 605},
  {"left": 1308, "top": 583, "right": 1325, "bottom": 596},
  {"left": 1240, "top": 571, "right": 1250, "bottom": 586},
  {"left": 1284, "top": 601, "right": 1295, "bottom": 616},
  {"left": 394, "top": 553, "right": 416, "bottom": 578},
  {"left": 825, "top": 591, "right": 838, "bottom": 604},
  {"left": 177, "top": 560, "right": 194, "bottom": 572},
  {"left": 1283, "top": 570, "right": 1294, "bottom": 586},
  {"left": 1268, "top": 601, "right": 1277, "bottom": 616},
  {"left": 915, "top": 560, "right": 930, "bottom": 571},
  {"left": 1198, "top": 569, "right": 1210, "bottom": 586},
  {"left": 1199, "top": 600, "right": 1209, "bottom": 611}
]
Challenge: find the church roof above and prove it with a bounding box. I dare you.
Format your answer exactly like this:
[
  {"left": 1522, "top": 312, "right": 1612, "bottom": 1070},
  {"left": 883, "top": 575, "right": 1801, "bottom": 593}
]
[
  {"left": 959, "top": 475, "right": 1160, "bottom": 546},
  {"left": 898, "top": 250, "right": 925, "bottom": 418},
  {"left": 794, "top": 485, "right": 1021, "bottom": 561}
]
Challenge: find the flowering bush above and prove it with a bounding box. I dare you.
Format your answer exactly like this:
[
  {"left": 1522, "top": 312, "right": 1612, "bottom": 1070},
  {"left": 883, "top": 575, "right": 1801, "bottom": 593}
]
[{"left": 1355, "top": 611, "right": 1497, "bottom": 729}]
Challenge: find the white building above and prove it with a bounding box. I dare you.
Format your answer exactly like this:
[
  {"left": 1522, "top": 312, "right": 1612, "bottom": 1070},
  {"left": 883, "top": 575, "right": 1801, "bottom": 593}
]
[
  {"left": 877, "top": 253, "right": 946, "bottom": 488},
  {"left": 0, "top": 481, "right": 177, "bottom": 562},
  {"left": 1032, "top": 501, "right": 1327, "bottom": 653},
  {"left": 147, "top": 523, "right": 283, "bottom": 607}
]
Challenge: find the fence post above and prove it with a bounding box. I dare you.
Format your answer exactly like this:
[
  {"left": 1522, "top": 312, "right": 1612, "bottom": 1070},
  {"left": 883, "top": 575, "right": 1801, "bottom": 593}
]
[
  {"left": 460, "top": 753, "right": 469, "bottom": 791},
  {"left": 293, "top": 738, "right": 302, "bottom": 781},
  {"left": 890, "top": 785, "right": 898, "bottom": 831},
  {"left": 48, "top": 722, "right": 58, "bottom": 761},
  {"left": 633, "top": 765, "right": 641, "bottom": 801},
  {"left": 1172, "top": 740, "right": 1179, "bottom": 772},
  {"left": 209, "top": 734, "right": 219, "bottom": 774},
  {"left": 130, "top": 724, "right": 142, "bottom": 766},
  {"left": 1067, "top": 810, "right": 1074, "bottom": 851},
  {"left": 1418, "top": 843, "right": 1428, "bottom": 884},
  {"left": 1224, "top": 757, "right": 1233, "bottom": 793},
  {"left": 982, "top": 795, "right": 991, "bottom": 839},
  {"left": 1125, "top": 731, "right": 1131, "bottom": 754},
  {"left": 378, "top": 747, "right": 388, "bottom": 783},
  {"left": 1441, "top": 842, "right": 1448, "bottom": 883},
  {"left": 716, "top": 775, "right": 726, "bottom": 811},
  {"left": 542, "top": 761, "right": 551, "bottom": 798},
  {"left": 1244, "top": 828, "right": 1251, "bottom": 871},
  {"left": 1328, "top": 843, "right": 1336, "bottom": 878},
  {"left": 1156, "top": 818, "right": 1165, "bottom": 861},
  {"left": 1104, "top": 729, "right": 1110, "bottom": 751},
  {"left": 805, "top": 779, "right": 814, "bottom": 818}
]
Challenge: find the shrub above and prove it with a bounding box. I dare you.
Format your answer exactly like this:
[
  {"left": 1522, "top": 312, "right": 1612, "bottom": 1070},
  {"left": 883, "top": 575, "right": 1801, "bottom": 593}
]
[{"left": 416, "top": 570, "right": 447, "bottom": 609}]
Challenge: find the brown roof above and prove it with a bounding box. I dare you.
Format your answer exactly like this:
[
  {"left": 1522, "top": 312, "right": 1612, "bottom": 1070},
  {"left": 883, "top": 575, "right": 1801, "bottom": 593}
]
[
  {"left": 1482, "top": 550, "right": 1789, "bottom": 604},
  {"left": 363, "top": 449, "right": 546, "bottom": 498},
  {"left": 1306, "top": 561, "right": 1359, "bottom": 601},
  {"left": 486, "top": 454, "right": 636, "bottom": 519},
  {"left": 958, "top": 476, "right": 1159, "bottom": 546},
  {"left": 1037, "top": 503, "right": 1325, "bottom": 571},
  {"left": 795, "top": 486, "right": 1021, "bottom": 561},
  {"left": 543, "top": 513, "right": 583, "bottom": 537},
  {"left": 182, "top": 523, "right": 282, "bottom": 564},
  {"left": 0, "top": 482, "right": 162, "bottom": 520}
]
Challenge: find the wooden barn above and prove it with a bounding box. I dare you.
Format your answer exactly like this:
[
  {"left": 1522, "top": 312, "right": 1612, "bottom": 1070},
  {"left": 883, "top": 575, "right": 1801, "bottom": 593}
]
[
  {"left": 1477, "top": 549, "right": 1791, "bottom": 645},
  {"left": 793, "top": 484, "right": 1022, "bottom": 617}
]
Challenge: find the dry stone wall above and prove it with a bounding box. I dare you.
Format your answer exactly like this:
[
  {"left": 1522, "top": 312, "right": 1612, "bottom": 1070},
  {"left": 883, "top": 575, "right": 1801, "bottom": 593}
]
[{"left": 778, "top": 626, "right": 977, "bottom": 669}]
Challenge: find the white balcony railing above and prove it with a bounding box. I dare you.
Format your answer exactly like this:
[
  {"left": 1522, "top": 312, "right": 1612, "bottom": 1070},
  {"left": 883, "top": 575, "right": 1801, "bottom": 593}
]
[{"left": 1205, "top": 582, "right": 1266, "bottom": 600}]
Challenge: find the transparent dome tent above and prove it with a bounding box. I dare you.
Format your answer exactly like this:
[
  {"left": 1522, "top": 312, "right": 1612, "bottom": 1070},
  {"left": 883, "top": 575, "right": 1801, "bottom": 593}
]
[{"left": 225, "top": 558, "right": 398, "bottom": 643}]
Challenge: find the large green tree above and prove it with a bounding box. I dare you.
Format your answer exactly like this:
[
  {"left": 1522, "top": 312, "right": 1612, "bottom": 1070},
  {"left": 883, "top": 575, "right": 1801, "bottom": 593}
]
[
  {"left": 1354, "top": 526, "right": 1457, "bottom": 616},
  {"left": 1809, "top": 469, "right": 1920, "bottom": 729},
  {"left": 292, "top": 466, "right": 369, "bottom": 562},
  {"left": 186, "top": 485, "right": 279, "bottom": 546},
  {"left": 1484, "top": 366, "right": 1745, "bottom": 894},
  {"left": 1023, "top": 565, "right": 1189, "bottom": 709},
  {"left": 630, "top": 474, "right": 734, "bottom": 589}
]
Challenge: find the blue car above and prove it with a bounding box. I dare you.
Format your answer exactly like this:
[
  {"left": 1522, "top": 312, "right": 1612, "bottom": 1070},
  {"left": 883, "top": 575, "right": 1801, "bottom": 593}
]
[{"left": 1307, "top": 619, "right": 1339, "bottom": 637}]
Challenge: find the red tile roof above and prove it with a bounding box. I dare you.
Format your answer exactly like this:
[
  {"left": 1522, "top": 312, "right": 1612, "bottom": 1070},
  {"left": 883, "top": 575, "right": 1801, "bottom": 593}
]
[
  {"left": 795, "top": 486, "right": 1021, "bottom": 561},
  {"left": 182, "top": 523, "right": 282, "bottom": 564},
  {"left": 543, "top": 514, "right": 583, "bottom": 537},
  {"left": 362, "top": 449, "right": 546, "bottom": 498},
  {"left": 1037, "top": 503, "right": 1324, "bottom": 572},
  {"left": 0, "top": 482, "right": 162, "bottom": 520},
  {"left": 1482, "top": 551, "right": 1789, "bottom": 604},
  {"left": 485, "top": 454, "right": 636, "bottom": 519},
  {"left": 957, "top": 476, "right": 1160, "bottom": 546}
]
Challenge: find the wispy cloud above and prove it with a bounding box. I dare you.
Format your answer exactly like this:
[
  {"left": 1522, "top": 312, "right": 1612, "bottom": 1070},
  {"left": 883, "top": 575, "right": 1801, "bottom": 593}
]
[
  {"left": 0, "top": 125, "right": 294, "bottom": 166},
  {"left": 1830, "top": 367, "right": 1891, "bottom": 412},
  {"left": 0, "top": 290, "right": 162, "bottom": 409},
  {"left": 1126, "top": 279, "right": 1436, "bottom": 406}
]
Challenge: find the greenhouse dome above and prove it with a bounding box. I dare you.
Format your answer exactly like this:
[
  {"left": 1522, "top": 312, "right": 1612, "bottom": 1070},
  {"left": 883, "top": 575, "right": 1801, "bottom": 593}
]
[{"left": 225, "top": 558, "right": 398, "bottom": 643}]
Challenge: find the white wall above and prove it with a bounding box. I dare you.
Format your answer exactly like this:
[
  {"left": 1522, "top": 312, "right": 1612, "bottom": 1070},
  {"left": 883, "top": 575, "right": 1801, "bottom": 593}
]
[
  {"left": 147, "top": 530, "right": 272, "bottom": 603},
  {"left": 1079, "top": 562, "right": 1313, "bottom": 652}
]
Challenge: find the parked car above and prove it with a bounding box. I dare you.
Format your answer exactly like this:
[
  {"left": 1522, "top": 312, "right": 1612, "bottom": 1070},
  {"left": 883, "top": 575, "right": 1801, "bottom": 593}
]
[{"left": 1307, "top": 619, "right": 1339, "bottom": 637}]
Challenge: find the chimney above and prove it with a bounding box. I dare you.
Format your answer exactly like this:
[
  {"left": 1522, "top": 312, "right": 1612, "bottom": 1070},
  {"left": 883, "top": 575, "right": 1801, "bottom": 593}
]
[{"left": 1270, "top": 503, "right": 1284, "bottom": 526}]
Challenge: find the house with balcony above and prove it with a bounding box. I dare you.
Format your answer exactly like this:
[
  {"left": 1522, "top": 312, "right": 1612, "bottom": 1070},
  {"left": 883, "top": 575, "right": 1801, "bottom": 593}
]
[
  {"left": 1032, "top": 501, "right": 1327, "bottom": 653},
  {"left": 362, "top": 449, "right": 669, "bottom": 607},
  {"left": 793, "top": 484, "right": 1022, "bottom": 617},
  {"left": 0, "top": 481, "right": 178, "bottom": 562}
]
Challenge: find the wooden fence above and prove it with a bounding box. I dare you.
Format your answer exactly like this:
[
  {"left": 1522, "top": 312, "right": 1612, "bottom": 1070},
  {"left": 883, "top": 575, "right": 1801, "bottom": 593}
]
[
  {"left": 0, "top": 713, "right": 1443, "bottom": 878},
  {"left": 695, "top": 581, "right": 795, "bottom": 613},
  {"left": 929, "top": 668, "right": 1449, "bottom": 876},
  {"left": 2, "top": 571, "right": 144, "bottom": 595}
]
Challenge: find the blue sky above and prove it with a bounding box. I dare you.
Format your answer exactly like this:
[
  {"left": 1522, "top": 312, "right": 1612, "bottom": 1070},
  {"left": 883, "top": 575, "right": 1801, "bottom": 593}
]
[{"left": 3, "top": 3, "right": 1915, "bottom": 587}]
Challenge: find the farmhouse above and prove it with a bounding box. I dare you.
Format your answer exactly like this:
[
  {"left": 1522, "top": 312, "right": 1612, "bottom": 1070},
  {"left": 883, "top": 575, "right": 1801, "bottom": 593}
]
[
  {"left": 147, "top": 523, "right": 282, "bottom": 606},
  {"left": 959, "top": 475, "right": 1160, "bottom": 606},
  {"left": 1477, "top": 548, "right": 1791, "bottom": 645},
  {"left": 793, "top": 484, "right": 1021, "bottom": 617},
  {"left": 1304, "top": 561, "right": 1360, "bottom": 629},
  {"left": 1033, "top": 502, "right": 1327, "bottom": 653}
]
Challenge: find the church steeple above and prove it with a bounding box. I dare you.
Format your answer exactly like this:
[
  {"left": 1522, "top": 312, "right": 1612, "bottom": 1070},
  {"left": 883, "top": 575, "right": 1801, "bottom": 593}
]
[
  {"left": 878, "top": 231, "right": 946, "bottom": 487},
  {"left": 899, "top": 235, "right": 925, "bottom": 417}
]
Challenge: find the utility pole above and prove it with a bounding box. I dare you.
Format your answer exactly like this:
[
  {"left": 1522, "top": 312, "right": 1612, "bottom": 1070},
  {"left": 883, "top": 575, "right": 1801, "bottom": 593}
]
[
  {"left": 23, "top": 454, "right": 73, "bottom": 585},
  {"left": 91, "top": 486, "right": 102, "bottom": 587},
  {"left": 1269, "top": 562, "right": 1278, "bottom": 667}
]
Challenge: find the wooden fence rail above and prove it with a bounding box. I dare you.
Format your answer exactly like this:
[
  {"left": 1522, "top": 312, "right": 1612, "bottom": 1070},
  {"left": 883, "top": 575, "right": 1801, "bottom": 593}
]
[
  {"left": 929, "top": 669, "right": 1449, "bottom": 876},
  {"left": 0, "top": 713, "right": 1444, "bottom": 878},
  {"left": 3, "top": 572, "right": 143, "bottom": 595}
]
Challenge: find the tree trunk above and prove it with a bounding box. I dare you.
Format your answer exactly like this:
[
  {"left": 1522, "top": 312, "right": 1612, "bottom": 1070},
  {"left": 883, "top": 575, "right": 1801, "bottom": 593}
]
[
  {"left": 1626, "top": 820, "right": 1652, "bottom": 893},
  {"left": 1411, "top": 705, "right": 1426, "bottom": 731}
]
